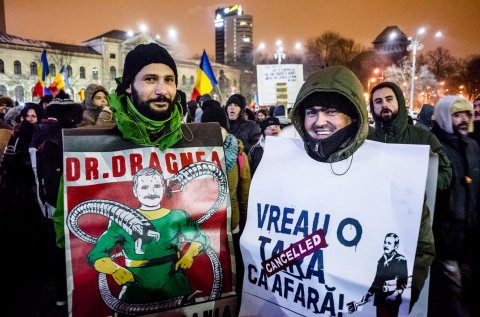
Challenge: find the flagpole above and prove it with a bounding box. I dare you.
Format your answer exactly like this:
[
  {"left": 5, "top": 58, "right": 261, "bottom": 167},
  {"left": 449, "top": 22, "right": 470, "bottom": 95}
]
[{"left": 214, "top": 85, "right": 224, "bottom": 106}]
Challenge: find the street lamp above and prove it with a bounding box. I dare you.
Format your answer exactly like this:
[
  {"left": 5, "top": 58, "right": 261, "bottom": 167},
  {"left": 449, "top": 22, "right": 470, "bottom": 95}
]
[
  {"left": 406, "top": 27, "right": 442, "bottom": 111},
  {"left": 274, "top": 40, "right": 285, "bottom": 64}
]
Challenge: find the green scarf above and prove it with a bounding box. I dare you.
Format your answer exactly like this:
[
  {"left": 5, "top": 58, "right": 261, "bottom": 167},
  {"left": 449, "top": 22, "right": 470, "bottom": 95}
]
[{"left": 108, "top": 93, "right": 183, "bottom": 150}]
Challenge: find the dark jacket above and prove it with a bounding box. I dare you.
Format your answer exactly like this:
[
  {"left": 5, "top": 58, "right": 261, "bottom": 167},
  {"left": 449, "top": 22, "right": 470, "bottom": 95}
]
[
  {"left": 368, "top": 83, "right": 438, "bottom": 306},
  {"left": 431, "top": 96, "right": 480, "bottom": 261},
  {"left": 469, "top": 120, "right": 480, "bottom": 147},
  {"left": 368, "top": 82, "right": 452, "bottom": 191},
  {"left": 248, "top": 135, "right": 265, "bottom": 176},
  {"left": 227, "top": 94, "right": 261, "bottom": 153},
  {"left": 78, "top": 84, "right": 113, "bottom": 127},
  {"left": 415, "top": 104, "right": 434, "bottom": 131},
  {"left": 228, "top": 119, "right": 261, "bottom": 154}
]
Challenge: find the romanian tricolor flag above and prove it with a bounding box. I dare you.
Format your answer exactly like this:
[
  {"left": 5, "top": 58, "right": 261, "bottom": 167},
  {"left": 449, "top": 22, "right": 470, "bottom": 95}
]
[
  {"left": 249, "top": 94, "right": 257, "bottom": 109},
  {"left": 191, "top": 50, "right": 218, "bottom": 101},
  {"left": 78, "top": 88, "right": 85, "bottom": 101},
  {"left": 32, "top": 50, "right": 50, "bottom": 98},
  {"left": 48, "top": 65, "right": 66, "bottom": 97}
]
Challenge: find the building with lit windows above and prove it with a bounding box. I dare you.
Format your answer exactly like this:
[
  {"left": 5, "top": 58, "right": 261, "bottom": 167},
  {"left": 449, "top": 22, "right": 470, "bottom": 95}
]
[
  {"left": 214, "top": 4, "right": 253, "bottom": 67},
  {"left": 0, "top": 30, "right": 243, "bottom": 103}
]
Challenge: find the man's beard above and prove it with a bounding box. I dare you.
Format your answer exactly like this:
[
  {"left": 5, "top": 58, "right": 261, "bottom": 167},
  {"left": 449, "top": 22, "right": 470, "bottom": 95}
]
[
  {"left": 453, "top": 122, "right": 469, "bottom": 135},
  {"left": 130, "top": 87, "right": 175, "bottom": 121},
  {"left": 378, "top": 108, "right": 396, "bottom": 124}
]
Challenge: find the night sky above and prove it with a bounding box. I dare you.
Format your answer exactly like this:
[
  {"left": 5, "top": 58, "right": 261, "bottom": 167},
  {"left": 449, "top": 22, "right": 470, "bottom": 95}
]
[{"left": 5, "top": 0, "right": 479, "bottom": 59}]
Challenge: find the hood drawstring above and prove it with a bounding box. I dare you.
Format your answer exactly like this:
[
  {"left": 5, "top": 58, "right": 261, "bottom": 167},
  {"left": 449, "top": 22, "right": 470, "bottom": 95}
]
[{"left": 329, "top": 153, "right": 354, "bottom": 176}]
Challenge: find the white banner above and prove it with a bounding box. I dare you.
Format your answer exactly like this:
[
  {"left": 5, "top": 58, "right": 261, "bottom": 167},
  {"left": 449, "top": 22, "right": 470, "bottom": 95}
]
[
  {"left": 239, "top": 137, "right": 430, "bottom": 317},
  {"left": 256, "top": 64, "right": 304, "bottom": 107}
]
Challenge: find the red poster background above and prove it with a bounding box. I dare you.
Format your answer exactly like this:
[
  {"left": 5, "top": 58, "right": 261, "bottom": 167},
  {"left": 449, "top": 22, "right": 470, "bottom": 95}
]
[{"left": 66, "top": 174, "right": 233, "bottom": 316}]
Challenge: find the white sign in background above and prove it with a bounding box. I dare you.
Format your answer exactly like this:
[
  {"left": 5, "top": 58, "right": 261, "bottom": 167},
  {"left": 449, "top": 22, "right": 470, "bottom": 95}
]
[
  {"left": 239, "top": 137, "right": 430, "bottom": 317},
  {"left": 256, "top": 64, "right": 304, "bottom": 107}
]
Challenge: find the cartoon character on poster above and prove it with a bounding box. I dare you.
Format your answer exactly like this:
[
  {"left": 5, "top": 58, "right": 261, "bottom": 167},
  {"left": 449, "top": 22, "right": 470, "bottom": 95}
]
[
  {"left": 348, "top": 233, "right": 411, "bottom": 317},
  {"left": 67, "top": 162, "right": 227, "bottom": 315}
]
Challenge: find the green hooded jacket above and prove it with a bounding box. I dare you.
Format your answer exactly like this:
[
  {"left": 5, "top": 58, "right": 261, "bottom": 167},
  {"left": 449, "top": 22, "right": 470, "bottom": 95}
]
[
  {"left": 368, "top": 81, "right": 452, "bottom": 190},
  {"left": 368, "top": 82, "right": 438, "bottom": 308},
  {"left": 291, "top": 66, "right": 369, "bottom": 163},
  {"left": 292, "top": 68, "right": 433, "bottom": 308}
]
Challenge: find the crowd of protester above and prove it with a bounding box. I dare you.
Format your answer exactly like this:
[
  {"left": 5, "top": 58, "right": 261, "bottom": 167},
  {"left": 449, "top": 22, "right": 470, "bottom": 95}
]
[{"left": 1, "top": 42, "right": 479, "bottom": 317}]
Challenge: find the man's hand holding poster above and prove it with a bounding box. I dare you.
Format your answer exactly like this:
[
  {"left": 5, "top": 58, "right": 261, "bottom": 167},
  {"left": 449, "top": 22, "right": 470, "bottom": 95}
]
[
  {"left": 239, "top": 137, "right": 430, "bottom": 317},
  {"left": 63, "top": 125, "right": 236, "bottom": 317}
]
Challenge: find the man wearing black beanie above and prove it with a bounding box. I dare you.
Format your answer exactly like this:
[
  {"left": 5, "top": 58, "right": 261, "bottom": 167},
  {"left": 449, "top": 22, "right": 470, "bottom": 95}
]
[
  {"left": 109, "top": 42, "right": 184, "bottom": 150},
  {"left": 226, "top": 93, "right": 261, "bottom": 153}
]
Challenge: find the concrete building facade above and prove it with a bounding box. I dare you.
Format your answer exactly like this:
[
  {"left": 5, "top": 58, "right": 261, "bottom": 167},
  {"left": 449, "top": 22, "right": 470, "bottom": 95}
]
[{"left": 0, "top": 30, "right": 243, "bottom": 104}]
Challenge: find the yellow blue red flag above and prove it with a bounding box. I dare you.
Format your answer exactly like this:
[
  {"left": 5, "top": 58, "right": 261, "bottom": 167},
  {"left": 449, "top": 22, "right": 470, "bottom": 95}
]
[
  {"left": 48, "top": 65, "right": 66, "bottom": 97},
  {"left": 191, "top": 50, "right": 217, "bottom": 101},
  {"left": 32, "top": 50, "right": 51, "bottom": 98}
]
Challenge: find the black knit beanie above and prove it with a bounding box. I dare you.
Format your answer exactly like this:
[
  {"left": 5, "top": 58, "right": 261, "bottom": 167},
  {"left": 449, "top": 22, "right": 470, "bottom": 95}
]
[
  {"left": 118, "top": 43, "right": 178, "bottom": 95},
  {"left": 226, "top": 94, "right": 246, "bottom": 110},
  {"left": 301, "top": 92, "right": 359, "bottom": 120},
  {"left": 201, "top": 102, "right": 229, "bottom": 130},
  {"left": 260, "top": 116, "right": 280, "bottom": 134}
]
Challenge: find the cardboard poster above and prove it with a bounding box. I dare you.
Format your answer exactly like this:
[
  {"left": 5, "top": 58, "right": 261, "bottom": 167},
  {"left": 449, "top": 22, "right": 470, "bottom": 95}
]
[
  {"left": 256, "top": 64, "right": 304, "bottom": 108},
  {"left": 239, "top": 137, "right": 431, "bottom": 317},
  {"left": 62, "top": 124, "right": 237, "bottom": 317}
]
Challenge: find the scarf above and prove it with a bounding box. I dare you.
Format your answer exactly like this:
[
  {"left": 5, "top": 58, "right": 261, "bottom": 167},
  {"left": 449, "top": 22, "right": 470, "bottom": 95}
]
[
  {"left": 224, "top": 133, "right": 238, "bottom": 173},
  {"left": 304, "top": 122, "right": 357, "bottom": 162},
  {"left": 108, "top": 93, "right": 183, "bottom": 150}
]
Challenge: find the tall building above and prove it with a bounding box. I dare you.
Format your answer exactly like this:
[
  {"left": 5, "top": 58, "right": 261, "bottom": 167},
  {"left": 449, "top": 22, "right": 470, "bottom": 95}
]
[{"left": 214, "top": 4, "right": 253, "bottom": 67}]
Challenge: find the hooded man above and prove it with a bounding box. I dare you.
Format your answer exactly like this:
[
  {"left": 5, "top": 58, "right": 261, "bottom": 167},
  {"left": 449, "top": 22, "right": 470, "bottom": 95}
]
[
  {"left": 290, "top": 66, "right": 368, "bottom": 163},
  {"left": 415, "top": 104, "right": 434, "bottom": 131},
  {"left": 429, "top": 96, "right": 480, "bottom": 317},
  {"left": 226, "top": 93, "right": 261, "bottom": 153},
  {"left": 368, "top": 82, "right": 452, "bottom": 191},
  {"left": 77, "top": 84, "right": 113, "bottom": 127},
  {"left": 290, "top": 66, "right": 434, "bottom": 309}
]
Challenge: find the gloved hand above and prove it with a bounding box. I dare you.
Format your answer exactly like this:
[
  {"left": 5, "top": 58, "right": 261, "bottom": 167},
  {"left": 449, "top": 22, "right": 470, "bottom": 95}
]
[
  {"left": 111, "top": 266, "right": 134, "bottom": 285},
  {"left": 176, "top": 242, "right": 202, "bottom": 270},
  {"left": 94, "top": 257, "right": 134, "bottom": 285}
]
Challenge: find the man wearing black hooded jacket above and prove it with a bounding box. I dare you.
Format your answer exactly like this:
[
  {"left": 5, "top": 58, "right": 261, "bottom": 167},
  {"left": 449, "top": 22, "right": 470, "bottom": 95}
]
[
  {"left": 367, "top": 81, "right": 452, "bottom": 190},
  {"left": 226, "top": 94, "right": 261, "bottom": 154},
  {"left": 368, "top": 82, "right": 452, "bottom": 191},
  {"left": 367, "top": 82, "right": 449, "bottom": 309}
]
